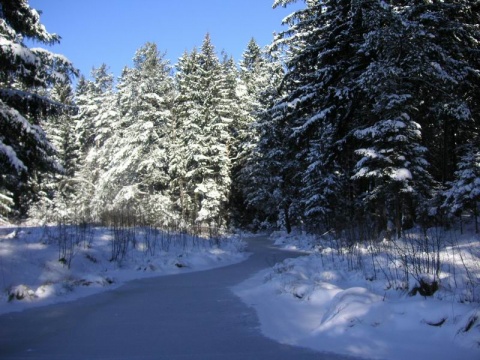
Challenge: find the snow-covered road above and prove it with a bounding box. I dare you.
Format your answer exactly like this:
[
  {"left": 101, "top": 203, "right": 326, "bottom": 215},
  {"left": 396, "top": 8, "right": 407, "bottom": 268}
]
[{"left": 0, "top": 236, "right": 356, "bottom": 360}]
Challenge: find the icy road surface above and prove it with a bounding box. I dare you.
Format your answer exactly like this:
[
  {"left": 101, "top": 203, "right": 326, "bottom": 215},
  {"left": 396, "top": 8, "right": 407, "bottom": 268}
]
[{"left": 0, "top": 236, "right": 357, "bottom": 360}]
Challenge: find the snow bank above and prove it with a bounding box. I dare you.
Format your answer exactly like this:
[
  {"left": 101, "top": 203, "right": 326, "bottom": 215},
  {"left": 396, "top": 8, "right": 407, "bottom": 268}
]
[
  {"left": 0, "top": 225, "right": 247, "bottom": 315},
  {"left": 233, "top": 229, "right": 480, "bottom": 360}
]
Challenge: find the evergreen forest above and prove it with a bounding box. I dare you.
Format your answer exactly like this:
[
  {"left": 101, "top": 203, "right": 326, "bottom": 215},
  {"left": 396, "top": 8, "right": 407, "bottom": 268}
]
[{"left": 1, "top": 0, "right": 479, "bottom": 239}]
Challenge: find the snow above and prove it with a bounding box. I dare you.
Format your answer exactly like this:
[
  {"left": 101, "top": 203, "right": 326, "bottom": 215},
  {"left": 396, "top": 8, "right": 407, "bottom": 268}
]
[
  {"left": 0, "top": 224, "right": 247, "bottom": 315},
  {"left": 0, "top": 236, "right": 337, "bottom": 359},
  {"left": 31, "top": 47, "right": 70, "bottom": 64},
  {"left": 233, "top": 230, "right": 480, "bottom": 360},
  {"left": 1, "top": 225, "right": 479, "bottom": 359},
  {"left": 390, "top": 168, "right": 412, "bottom": 181},
  {"left": 0, "top": 140, "right": 27, "bottom": 173},
  {"left": 0, "top": 37, "right": 37, "bottom": 65},
  {"left": 0, "top": 98, "right": 58, "bottom": 173},
  {"left": 292, "top": 106, "right": 334, "bottom": 136}
]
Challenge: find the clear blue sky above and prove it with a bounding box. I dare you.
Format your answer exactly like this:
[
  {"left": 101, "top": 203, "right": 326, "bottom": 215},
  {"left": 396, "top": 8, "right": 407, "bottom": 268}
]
[{"left": 28, "top": 0, "right": 301, "bottom": 80}]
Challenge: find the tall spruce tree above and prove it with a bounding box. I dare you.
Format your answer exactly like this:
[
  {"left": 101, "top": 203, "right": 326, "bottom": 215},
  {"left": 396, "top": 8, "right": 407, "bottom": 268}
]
[
  {"left": 237, "top": 41, "right": 287, "bottom": 229},
  {"left": 352, "top": 0, "right": 480, "bottom": 235},
  {"left": 93, "top": 43, "right": 174, "bottom": 223},
  {"left": 75, "top": 64, "right": 115, "bottom": 154},
  {"left": 0, "top": 0, "right": 77, "bottom": 219},
  {"left": 169, "top": 49, "right": 200, "bottom": 225},
  {"left": 72, "top": 65, "right": 116, "bottom": 222},
  {"left": 171, "top": 34, "right": 233, "bottom": 228},
  {"left": 351, "top": 1, "right": 435, "bottom": 237},
  {"left": 443, "top": 143, "right": 480, "bottom": 233},
  {"left": 255, "top": 0, "right": 480, "bottom": 236},
  {"left": 218, "top": 53, "right": 243, "bottom": 226},
  {"left": 28, "top": 79, "right": 78, "bottom": 222},
  {"left": 266, "top": 0, "right": 367, "bottom": 233}
]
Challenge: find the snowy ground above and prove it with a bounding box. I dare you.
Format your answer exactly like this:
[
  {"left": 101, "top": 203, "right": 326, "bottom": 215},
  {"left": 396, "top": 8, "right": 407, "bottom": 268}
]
[
  {"left": 233, "top": 228, "right": 480, "bottom": 360},
  {"left": 0, "top": 236, "right": 347, "bottom": 360},
  {"left": 2, "top": 222, "right": 479, "bottom": 360},
  {"left": 0, "top": 224, "right": 247, "bottom": 315}
]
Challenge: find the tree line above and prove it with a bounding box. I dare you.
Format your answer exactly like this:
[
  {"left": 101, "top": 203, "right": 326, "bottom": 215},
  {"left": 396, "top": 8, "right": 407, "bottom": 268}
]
[{"left": 1, "top": 0, "right": 479, "bottom": 237}]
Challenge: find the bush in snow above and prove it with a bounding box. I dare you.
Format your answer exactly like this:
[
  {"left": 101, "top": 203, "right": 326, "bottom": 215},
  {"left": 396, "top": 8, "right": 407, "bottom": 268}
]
[{"left": 7, "top": 285, "right": 36, "bottom": 302}]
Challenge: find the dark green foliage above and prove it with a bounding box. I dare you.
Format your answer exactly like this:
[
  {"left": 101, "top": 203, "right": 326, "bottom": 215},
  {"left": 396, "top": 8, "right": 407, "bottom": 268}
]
[
  {"left": 240, "top": 0, "right": 480, "bottom": 236},
  {"left": 0, "top": 0, "right": 77, "bottom": 219}
]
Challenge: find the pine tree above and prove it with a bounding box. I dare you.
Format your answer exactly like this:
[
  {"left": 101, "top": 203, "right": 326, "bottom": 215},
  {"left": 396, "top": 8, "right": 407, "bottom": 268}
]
[
  {"left": 259, "top": 0, "right": 480, "bottom": 236},
  {"left": 233, "top": 39, "right": 284, "bottom": 227},
  {"left": 237, "top": 45, "right": 288, "bottom": 229},
  {"left": 75, "top": 64, "right": 115, "bottom": 153},
  {"left": 443, "top": 143, "right": 480, "bottom": 233},
  {"left": 171, "top": 34, "right": 233, "bottom": 228},
  {"left": 72, "top": 65, "right": 116, "bottom": 222},
  {"left": 192, "top": 35, "right": 232, "bottom": 227},
  {"left": 264, "top": 0, "right": 367, "bottom": 233},
  {"left": 352, "top": 0, "right": 480, "bottom": 234},
  {"left": 28, "top": 79, "right": 78, "bottom": 222},
  {"left": 403, "top": 0, "right": 480, "bottom": 188},
  {"left": 93, "top": 43, "right": 174, "bottom": 223},
  {"left": 0, "top": 0, "right": 77, "bottom": 219},
  {"left": 169, "top": 50, "right": 195, "bottom": 225},
  {"left": 349, "top": 2, "right": 433, "bottom": 237}
]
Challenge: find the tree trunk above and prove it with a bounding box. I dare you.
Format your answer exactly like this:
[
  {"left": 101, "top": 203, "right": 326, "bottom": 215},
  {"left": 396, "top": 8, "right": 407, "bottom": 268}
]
[
  {"left": 284, "top": 203, "right": 292, "bottom": 234},
  {"left": 474, "top": 205, "right": 479, "bottom": 234}
]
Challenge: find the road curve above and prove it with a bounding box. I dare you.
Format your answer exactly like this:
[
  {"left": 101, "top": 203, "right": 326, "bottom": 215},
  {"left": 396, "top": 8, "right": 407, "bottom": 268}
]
[{"left": 0, "top": 236, "right": 357, "bottom": 360}]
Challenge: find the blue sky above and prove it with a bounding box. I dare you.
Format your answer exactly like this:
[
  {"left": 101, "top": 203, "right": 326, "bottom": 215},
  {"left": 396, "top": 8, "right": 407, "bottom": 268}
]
[{"left": 28, "top": 0, "right": 301, "bottom": 80}]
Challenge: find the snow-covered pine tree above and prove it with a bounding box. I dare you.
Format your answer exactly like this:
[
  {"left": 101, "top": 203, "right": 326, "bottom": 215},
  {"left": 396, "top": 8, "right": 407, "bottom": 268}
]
[
  {"left": 404, "top": 0, "right": 480, "bottom": 190},
  {"left": 236, "top": 39, "right": 285, "bottom": 229},
  {"left": 169, "top": 49, "right": 199, "bottom": 226},
  {"left": 75, "top": 64, "right": 115, "bottom": 154},
  {"left": 229, "top": 39, "right": 263, "bottom": 227},
  {"left": 72, "top": 65, "right": 116, "bottom": 222},
  {"left": 28, "top": 79, "right": 78, "bottom": 222},
  {"left": 171, "top": 34, "right": 233, "bottom": 229},
  {"left": 93, "top": 43, "right": 174, "bottom": 224},
  {"left": 352, "top": 0, "right": 480, "bottom": 235},
  {"left": 265, "top": 0, "right": 479, "bottom": 236},
  {"left": 264, "top": 0, "right": 368, "bottom": 233},
  {"left": 435, "top": 0, "right": 480, "bottom": 233},
  {"left": 190, "top": 35, "right": 233, "bottom": 228},
  {"left": 217, "top": 53, "right": 242, "bottom": 226},
  {"left": 49, "top": 80, "right": 78, "bottom": 219},
  {"left": 350, "top": 1, "right": 436, "bottom": 238},
  {"left": 443, "top": 143, "right": 480, "bottom": 233},
  {"left": 0, "top": 0, "right": 77, "bottom": 219},
  {"left": 246, "top": 102, "right": 297, "bottom": 232}
]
